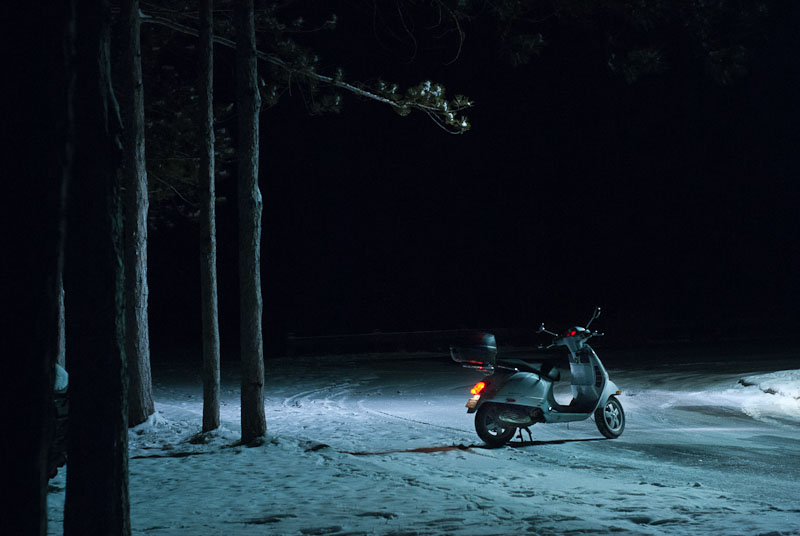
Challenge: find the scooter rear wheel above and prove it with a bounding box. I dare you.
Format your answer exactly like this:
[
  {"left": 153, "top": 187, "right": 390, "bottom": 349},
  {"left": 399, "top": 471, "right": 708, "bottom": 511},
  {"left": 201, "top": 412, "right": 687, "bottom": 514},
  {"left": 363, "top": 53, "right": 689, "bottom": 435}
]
[
  {"left": 595, "top": 395, "right": 625, "bottom": 438},
  {"left": 475, "top": 403, "right": 517, "bottom": 447}
]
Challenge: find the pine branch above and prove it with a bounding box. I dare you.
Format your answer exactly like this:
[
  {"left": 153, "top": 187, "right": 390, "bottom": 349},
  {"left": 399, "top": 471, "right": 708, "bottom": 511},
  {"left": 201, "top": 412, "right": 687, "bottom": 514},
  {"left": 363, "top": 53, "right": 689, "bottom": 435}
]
[{"left": 140, "top": 10, "right": 472, "bottom": 133}]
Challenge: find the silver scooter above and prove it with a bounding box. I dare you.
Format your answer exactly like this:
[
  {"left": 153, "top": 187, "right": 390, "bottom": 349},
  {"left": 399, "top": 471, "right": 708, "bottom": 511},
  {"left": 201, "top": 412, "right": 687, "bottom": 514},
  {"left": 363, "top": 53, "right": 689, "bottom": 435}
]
[{"left": 451, "top": 307, "right": 624, "bottom": 447}]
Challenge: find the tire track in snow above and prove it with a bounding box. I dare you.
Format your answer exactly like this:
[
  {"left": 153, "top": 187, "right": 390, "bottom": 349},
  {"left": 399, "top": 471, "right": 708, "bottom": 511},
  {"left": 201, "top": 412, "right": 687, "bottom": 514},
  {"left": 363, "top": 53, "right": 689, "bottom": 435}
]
[
  {"left": 355, "top": 400, "right": 472, "bottom": 434},
  {"left": 280, "top": 386, "right": 332, "bottom": 409}
]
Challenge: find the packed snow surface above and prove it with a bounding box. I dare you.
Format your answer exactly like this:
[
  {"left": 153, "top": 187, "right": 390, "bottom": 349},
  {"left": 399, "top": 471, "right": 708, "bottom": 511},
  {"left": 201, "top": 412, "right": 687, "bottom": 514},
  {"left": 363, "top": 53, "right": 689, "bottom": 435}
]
[{"left": 48, "top": 346, "right": 800, "bottom": 535}]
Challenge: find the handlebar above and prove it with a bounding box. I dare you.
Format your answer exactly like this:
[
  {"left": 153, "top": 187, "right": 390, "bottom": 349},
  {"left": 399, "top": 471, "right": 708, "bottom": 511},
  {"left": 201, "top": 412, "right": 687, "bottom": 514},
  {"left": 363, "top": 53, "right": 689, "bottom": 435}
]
[
  {"left": 537, "top": 307, "right": 604, "bottom": 345},
  {"left": 537, "top": 322, "right": 558, "bottom": 337}
]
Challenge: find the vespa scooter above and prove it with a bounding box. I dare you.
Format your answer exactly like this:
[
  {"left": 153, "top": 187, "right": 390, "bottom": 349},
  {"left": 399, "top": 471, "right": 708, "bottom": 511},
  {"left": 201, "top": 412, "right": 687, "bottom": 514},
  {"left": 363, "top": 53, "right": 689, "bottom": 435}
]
[{"left": 451, "top": 307, "right": 624, "bottom": 447}]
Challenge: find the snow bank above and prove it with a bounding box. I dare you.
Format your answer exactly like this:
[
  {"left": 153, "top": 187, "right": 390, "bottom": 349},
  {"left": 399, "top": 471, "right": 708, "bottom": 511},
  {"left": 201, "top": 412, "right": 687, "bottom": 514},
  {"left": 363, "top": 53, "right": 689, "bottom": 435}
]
[
  {"left": 739, "top": 369, "right": 800, "bottom": 399},
  {"left": 54, "top": 364, "right": 68, "bottom": 392},
  {"left": 735, "top": 369, "right": 800, "bottom": 425},
  {"left": 130, "top": 411, "right": 169, "bottom": 434}
]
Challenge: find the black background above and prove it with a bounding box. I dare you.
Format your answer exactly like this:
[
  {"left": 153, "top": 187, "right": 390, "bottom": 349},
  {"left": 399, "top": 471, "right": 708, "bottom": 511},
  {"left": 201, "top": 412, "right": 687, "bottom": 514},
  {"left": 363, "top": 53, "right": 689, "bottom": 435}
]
[{"left": 146, "top": 3, "right": 800, "bottom": 360}]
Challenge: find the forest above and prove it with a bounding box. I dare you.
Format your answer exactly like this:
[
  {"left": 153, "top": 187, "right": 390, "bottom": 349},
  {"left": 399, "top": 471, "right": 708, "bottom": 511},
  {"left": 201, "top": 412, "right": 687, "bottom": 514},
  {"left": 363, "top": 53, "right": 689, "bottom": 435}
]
[{"left": 10, "top": 1, "right": 798, "bottom": 534}]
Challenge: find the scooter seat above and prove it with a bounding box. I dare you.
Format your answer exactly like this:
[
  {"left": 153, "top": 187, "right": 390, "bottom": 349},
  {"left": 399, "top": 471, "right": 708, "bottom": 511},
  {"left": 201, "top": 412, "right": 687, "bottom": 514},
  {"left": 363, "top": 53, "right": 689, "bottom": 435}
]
[{"left": 498, "top": 359, "right": 561, "bottom": 381}]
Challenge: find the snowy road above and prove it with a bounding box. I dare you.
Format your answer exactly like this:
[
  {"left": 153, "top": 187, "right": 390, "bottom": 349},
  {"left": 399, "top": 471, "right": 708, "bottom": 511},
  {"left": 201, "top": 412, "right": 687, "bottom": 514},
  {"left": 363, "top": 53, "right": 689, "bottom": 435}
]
[{"left": 48, "top": 347, "right": 800, "bottom": 535}]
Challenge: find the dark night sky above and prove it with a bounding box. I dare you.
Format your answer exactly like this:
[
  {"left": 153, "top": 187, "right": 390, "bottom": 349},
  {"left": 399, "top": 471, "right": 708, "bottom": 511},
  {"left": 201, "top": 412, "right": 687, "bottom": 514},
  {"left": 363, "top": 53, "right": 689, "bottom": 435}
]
[{"left": 147, "top": 2, "right": 800, "bottom": 358}]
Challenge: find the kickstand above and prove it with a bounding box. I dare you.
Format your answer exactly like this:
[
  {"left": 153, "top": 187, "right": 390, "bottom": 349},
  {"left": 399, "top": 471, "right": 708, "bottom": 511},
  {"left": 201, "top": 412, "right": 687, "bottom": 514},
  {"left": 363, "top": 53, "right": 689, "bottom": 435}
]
[{"left": 516, "top": 427, "right": 533, "bottom": 443}]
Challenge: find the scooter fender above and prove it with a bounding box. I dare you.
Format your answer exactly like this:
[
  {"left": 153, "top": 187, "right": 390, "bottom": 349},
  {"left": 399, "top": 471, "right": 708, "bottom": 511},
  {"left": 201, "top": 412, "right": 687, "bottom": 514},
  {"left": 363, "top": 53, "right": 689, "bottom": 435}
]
[{"left": 596, "top": 379, "right": 621, "bottom": 411}]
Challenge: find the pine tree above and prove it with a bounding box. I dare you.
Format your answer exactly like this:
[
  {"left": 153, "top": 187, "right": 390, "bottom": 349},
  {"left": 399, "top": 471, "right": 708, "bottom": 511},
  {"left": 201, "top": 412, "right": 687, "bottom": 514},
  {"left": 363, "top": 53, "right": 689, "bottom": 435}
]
[
  {"left": 64, "top": 0, "right": 130, "bottom": 532},
  {"left": 10, "top": 2, "right": 72, "bottom": 532},
  {"left": 236, "top": 0, "right": 267, "bottom": 444},
  {"left": 120, "top": 0, "right": 156, "bottom": 428},
  {"left": 199, "top": 0, "right": 221, "bottom": 433}
]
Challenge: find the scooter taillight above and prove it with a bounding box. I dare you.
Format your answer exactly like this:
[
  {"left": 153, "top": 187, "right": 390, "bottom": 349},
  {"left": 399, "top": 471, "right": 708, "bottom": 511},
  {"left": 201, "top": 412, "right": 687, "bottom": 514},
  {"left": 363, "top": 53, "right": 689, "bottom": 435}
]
[{"left": 470, "top": 381, "right": 486, "bottom": 395}]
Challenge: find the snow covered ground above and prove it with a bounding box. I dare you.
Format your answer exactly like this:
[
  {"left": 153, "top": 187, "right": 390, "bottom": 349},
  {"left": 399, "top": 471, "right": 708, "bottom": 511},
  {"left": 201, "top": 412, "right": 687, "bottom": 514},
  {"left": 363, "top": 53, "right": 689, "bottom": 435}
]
[{"left": 48, "top": 346, "right": 800, "bottom": 535}]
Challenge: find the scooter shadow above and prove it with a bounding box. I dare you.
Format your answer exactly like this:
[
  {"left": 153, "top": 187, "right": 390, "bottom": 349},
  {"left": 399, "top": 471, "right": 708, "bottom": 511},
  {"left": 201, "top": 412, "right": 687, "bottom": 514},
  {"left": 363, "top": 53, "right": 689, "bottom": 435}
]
[
  {"left": 343, "top": 438, "right": 608, "bottom": 456},
  {"left": 506, "top": 437, "right": 608, "bottom": 448}
]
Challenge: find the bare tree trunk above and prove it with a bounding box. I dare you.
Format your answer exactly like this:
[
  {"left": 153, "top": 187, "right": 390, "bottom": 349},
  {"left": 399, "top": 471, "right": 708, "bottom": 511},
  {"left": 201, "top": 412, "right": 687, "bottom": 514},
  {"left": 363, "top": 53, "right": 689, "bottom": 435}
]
[
  {"left": 10, "top": 3, "right": 72, "bottom": 533},
  {"left": 235, "top": 0, "right": 266, "bottom": 444},
  {"left": 120, "top": 0, "right": 155, "bottom": 428},
  {"left": 199, "top": 0, "right": 221, "bottom": 433},
  {"left": 64, "top": 0, "right": 130, "bottom": 533}
]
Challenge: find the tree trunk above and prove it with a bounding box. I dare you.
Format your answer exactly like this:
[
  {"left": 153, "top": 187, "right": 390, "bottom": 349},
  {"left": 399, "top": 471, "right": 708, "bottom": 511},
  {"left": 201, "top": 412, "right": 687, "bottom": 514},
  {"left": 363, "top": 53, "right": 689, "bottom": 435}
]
[
  {"left": 58, "top": 276, "right": 66, "bottom": 368},
  {"left": 64, "top": 0, "right": 130, "bottom": 533},
  {"left": 9, "top": 3, "right": 72, "bottom": 533},
  {"left": 121, "top": 0, "right": 155, "bottom": 428},
  {"left": 236, "top": 0, "right": 266, "bottom": 444},
  {"left": 199, "top": 0, "right": 221, "bottom": 433}
]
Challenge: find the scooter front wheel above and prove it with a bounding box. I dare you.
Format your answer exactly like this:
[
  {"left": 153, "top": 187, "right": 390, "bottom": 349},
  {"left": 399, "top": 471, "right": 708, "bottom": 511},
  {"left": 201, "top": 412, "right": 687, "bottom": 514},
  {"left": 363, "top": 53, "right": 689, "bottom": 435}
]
[
  {"left": 475, "top": 403, "right": 517, "bottom": 447},
  {"left": 595, "top": 395, "right": 625, "bottom": 439}
]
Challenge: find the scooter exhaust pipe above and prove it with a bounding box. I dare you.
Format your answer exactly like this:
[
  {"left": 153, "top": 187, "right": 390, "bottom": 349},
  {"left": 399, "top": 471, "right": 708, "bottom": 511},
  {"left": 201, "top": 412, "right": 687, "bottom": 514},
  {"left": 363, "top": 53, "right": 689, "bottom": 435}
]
[{"left": 498, "top": 406, "right": 543, "bottom": 426}]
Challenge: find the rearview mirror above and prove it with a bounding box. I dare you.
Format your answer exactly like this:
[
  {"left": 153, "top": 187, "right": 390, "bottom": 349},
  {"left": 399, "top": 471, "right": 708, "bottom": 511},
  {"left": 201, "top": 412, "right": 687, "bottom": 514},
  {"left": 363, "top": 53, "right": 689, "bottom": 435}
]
[{"left": 586, "top": 306, "right": 602, "bottom": 329}]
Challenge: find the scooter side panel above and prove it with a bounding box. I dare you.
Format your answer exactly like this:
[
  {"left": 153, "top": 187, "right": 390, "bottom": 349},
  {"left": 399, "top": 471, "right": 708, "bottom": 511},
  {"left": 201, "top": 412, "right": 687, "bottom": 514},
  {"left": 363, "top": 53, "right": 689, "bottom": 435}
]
[{"left": 491, "top": 372, "right": 549, "bottom": 407}]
